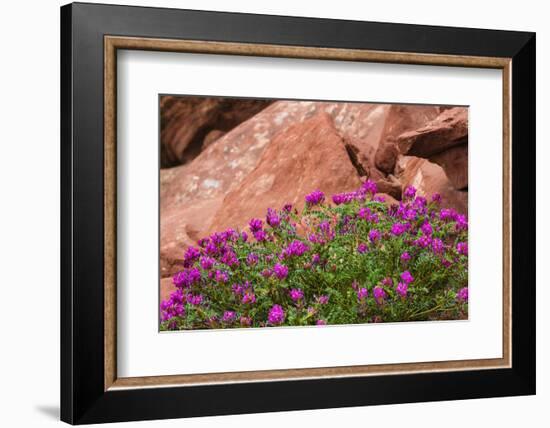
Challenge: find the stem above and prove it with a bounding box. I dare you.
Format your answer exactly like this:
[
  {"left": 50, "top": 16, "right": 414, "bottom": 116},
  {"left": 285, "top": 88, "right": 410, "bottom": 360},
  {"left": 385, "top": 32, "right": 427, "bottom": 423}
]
[
  {"left": 409, "top": 303, "right": 445, "bottom": 319},
  {"left": 300, "top": 311, "right": 315, "bottom": 323}
]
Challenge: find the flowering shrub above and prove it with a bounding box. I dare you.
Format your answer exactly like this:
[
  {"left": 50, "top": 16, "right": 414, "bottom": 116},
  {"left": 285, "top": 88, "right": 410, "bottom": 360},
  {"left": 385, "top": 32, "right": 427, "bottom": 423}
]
[{"left": 160, "top": 181, "right": 468, "bottom": 330}]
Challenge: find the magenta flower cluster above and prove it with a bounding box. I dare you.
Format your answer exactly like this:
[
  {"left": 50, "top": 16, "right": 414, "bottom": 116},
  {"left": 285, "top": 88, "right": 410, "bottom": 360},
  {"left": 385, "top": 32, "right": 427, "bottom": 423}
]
[
  {"left": 305, "top": 190, "right": 325, "bottom": 206},
  {"left": 268, "top": 304, "right": 285, "bottom": 325},
  {"left": 160, "top": 181, "right": 468, "bottom": 330}
]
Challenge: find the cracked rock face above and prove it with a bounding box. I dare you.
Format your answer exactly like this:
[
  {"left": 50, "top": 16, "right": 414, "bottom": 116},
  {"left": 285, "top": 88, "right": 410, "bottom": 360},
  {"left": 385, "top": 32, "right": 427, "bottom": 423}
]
[
  {"left": 160, "top": 100, "right": 392, "bottom": 276},
  {"left": 395, "top": 156, "right": 468, "bottom": 214},
  {"left": 208, "top": 113, "right": 362, "bottom": 234},
  {"left": 397, "top": 107, "right": 468, "bottom": 157},
  {"left": 374, "top": 104, "right": 441, "bottom": 174},
  {"left": 160, "top": 96, "right": 273, "bottom": 168},
  {"left": 397, "top": 107, "right": 469, "bottom": 190},
  {"left": 159, "top": 99, "right": 468, "bottom": 280}
]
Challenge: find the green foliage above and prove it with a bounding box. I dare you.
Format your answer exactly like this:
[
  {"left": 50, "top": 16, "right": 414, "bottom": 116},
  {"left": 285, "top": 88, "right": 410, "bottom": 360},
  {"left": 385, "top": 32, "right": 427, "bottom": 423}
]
[{"left": 160, "top": 190, "right": 468, "bottom": 331}]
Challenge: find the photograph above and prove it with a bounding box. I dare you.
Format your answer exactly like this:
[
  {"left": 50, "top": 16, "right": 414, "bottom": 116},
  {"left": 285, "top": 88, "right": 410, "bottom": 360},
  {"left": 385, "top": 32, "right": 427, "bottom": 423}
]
[{"left": 159, "top": 96, "right": 469, "bottom": 330}]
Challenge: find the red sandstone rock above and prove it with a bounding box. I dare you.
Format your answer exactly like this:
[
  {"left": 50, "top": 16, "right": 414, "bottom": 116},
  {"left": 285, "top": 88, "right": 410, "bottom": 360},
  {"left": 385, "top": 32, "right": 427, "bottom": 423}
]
[
  {"left": 397, "top": 107, "right": 468, "bottom": 158},
  {"left": 159, "top": 101, "right": 394, "bottom": 276},
  {"left": 374, "top": 139, "right": 400, "bottom": 175},
  {"left": 160, "top": 100, "right": 399, "bottom": 211},
  {"left": 375, "top": 175, "right": 402, "bottom": 200},
  {"left": 331, "top": 103, "right": 391, "bottom": 179},
  {"left": 160, "top": 96, "right": 273, "bottom": 167},
  {"left": 396, "top": 107, "right": 468, "bottom": 190},
  {"left": 430, "top": 144, "right": 468, "bottom": 190},
  {"left": 208, "top": 113, "right": 363, "bottom": 233},
  {"left": 160, "top": 196, "right": 224, "bottom": 278},
  {"left": 159, "top": 101, "right": 466, "bottom": 278},
  {"left": 202, "top": 129, "right": 226, "bottom": 150},
  {"left": 344, "top": 138, "right": 385, "bottom": 181},
  {"left": 395, "top": 156, "right": 468, "bottom": 214},
  {"left": 159, "top": 101, "right": 343, "bottom": 276},
  {"left": 374, "top": 105, "right": 441, "bottom": 174}
]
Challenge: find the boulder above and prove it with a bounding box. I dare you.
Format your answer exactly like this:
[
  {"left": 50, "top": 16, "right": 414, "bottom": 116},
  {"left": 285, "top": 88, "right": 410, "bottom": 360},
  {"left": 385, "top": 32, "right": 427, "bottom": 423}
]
[
  {"left": 395, "top": 156, "right": 468, "bottom": 214},
  {"left": 375, "top": 174, "right": 402, "bottom": 200},
  {"left": 374, "top": 139, "right": 400, "bottom": 175},
  {"left": 160, "top": 100, "right": 386, "bottom": 198},
  {"left": 429, "top": 144, "right": 468, "bottom": 190},
  {"left": 396, "top": 107, "right": 468, "bottom": 190},
  {"left": 160, "top": 101, "right": 344, "bottom": 276},
  {"left": 323, "top": 103, "right": 437, "bottom": 180},
  {"left": 161, "top": 101, "right": 353, "bottom": 219},
  {"left": 160, "top": 166, "right": 179, "bottom": 196},
  {"left": 160, "top": 277, "right": 176, "bottom": 304},
  {"left": 331, "top": 103, "right": 391, "bottom": 179},
  {"left": 160, "top": 196, "right": 224, "bottom": 278},
  {"left": 159, "top": 101, "right": 391, "bottom": 276},
  {"left": 202, "top": 129, "right": 226, "bottom": 150},
  {"left": 344, "top": 138, "right": 385, "bottom": 181},
  {"left": 397, "top": 107, "right": 468, "bottom": 157},
  {"left": 160, "top": 96, "right": 273, "bottom": 167},
  {"left": 374, "top": 105, "right": 441, "bottom": 174},
  {"left": 208, "top": 113, "right": 363, "bottom": 233}
]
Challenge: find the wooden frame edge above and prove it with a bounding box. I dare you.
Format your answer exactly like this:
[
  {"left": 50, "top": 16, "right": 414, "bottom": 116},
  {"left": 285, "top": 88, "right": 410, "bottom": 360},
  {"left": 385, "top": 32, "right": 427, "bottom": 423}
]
[
  {"left": 502, "top": 61, "right": 513, "bottom": 371},
  {"left": 110, "top": 357, "right": 508, "bottom": 390},
  {"left": 103, "top": 35, "right": 512, "bottom": 391},
  {"left": 104, "top": 36, "right": 117, "bottom": 390},
  {"left": 106, "top": 35, "right": 511, "bottom": 68}
]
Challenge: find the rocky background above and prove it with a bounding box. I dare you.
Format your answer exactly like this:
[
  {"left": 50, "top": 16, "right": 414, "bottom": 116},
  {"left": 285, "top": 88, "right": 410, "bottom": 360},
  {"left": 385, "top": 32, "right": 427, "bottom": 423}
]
[{"left": 159, "top": 96, "right": 468, "bottom": 298}]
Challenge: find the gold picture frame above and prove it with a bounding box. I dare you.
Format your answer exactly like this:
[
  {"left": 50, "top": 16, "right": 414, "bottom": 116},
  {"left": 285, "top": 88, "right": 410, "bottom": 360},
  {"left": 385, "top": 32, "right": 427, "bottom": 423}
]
[{"left": 103, "top": 36, "right": 512, "bottom": 391}]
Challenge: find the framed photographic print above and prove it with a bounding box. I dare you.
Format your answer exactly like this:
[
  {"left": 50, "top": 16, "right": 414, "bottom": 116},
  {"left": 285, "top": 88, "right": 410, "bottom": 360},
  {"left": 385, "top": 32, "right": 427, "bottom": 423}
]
[{"left": 60, "top": 2, "right": 536, "bottom": 424}]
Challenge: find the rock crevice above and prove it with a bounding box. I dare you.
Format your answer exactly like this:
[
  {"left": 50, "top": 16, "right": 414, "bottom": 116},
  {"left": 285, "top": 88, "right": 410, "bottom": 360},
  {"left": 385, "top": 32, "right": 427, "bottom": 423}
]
[{"left": 396, "top": 107, "right": 468, "bottom": 190}]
